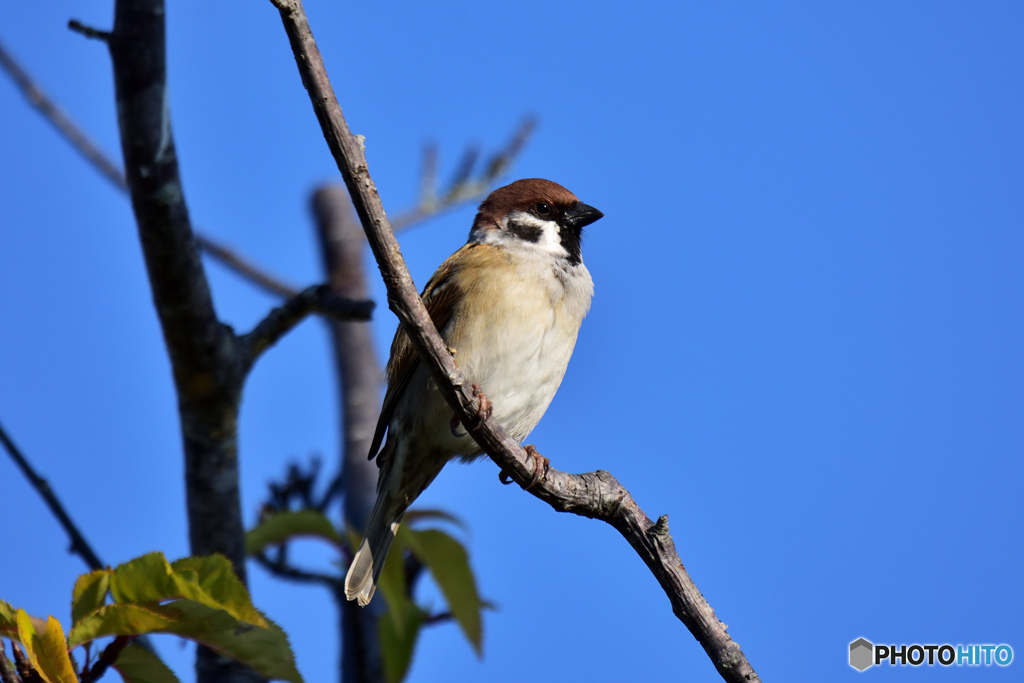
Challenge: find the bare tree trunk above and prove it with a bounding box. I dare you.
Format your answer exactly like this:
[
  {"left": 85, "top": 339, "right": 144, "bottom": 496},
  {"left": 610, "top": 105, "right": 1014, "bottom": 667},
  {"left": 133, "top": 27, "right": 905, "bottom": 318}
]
[
  {"left": 312, "top": 186, "right": 385, "bottom": 683},
  {"left": 107, "top": 3, "right": 259, "bottom": 681}
]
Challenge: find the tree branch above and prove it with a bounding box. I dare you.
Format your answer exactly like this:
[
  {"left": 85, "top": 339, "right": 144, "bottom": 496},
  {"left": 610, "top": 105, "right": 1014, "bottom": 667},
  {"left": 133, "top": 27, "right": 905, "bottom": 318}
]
[
  {"left": 0, "top": 38, "right": 531, "bottom": 302},
  {"left": 0, "top": 642, "right": 21, "bottom": 683},
  {"left": 105, "top": 4, "right": 264, "bottom": 682},
  {"left": 67, "top": 20, "right": 112, "bottom": 43},
  {"left": 254, "top": 553, "right": 340, "bottom": 588},
  {"left": 8, "top": 644, "right": 39, "bottom": 683},
  {"left": 0, "top": 37, "right": 299, "bottom": 300},
  {"left": 0, "top": 38, "right": 123, "bottom": 190},
  {"left": 80, "top": 636, "right": 132, "bottom": 683},
  {"left": 239, "top": 284, "right": 374, "bottom": 365},
  {"left": 0, "top": 419, "right": 104, "bottom": 570},
  {"left": 268, "top": 2, "right": 760, "bottom": 681},
  {"left": 390, "top": 118, "right": 535, "bottom": 233}
]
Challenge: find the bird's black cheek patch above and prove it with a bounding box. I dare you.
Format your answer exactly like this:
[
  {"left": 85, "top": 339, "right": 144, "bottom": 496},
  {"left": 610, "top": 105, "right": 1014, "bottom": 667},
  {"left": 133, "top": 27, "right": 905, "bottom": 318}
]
[{"left": 506, "top": 219, "right": 543, "bottom": 243}]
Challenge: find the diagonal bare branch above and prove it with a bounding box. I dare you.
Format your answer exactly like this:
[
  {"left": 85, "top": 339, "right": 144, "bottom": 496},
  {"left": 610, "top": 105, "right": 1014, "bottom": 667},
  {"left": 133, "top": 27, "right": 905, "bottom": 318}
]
[
  {"left": 268, "top": 2, "right": 759, "bottom": 681},
  {"left": 0, "top": 36, "right": 300, "bottom": 299},
  {"left": 0, "top": 419, "right": 104, "bottom": 571},
  {"left": 1, "top": 37, "right": 532, "bottom": 301},
  {"left": 0, "top": 38, "right": 124, "bottom": 190}
]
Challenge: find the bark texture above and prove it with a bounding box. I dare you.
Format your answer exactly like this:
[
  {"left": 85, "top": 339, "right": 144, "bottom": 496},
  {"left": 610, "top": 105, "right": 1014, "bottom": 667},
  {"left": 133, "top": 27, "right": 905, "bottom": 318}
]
[
  {"left": 106, "top": 3, "right": 369, "bottom": 681},
  {"left": 107, "top": 3, "right": 259, "bottom": 681}
]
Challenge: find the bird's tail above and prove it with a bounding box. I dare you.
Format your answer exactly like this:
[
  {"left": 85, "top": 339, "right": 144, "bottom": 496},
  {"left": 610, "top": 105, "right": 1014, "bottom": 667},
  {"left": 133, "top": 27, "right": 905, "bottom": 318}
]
[{"left": 345, "top": 481, "right": 406, "bottom": 607}]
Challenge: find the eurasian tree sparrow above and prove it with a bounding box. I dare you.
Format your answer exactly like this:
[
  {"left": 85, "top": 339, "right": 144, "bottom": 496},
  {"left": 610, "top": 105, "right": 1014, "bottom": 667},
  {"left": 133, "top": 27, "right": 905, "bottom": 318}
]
[{"left": 345, "top": 178, "right": 603, "bottom": 606}]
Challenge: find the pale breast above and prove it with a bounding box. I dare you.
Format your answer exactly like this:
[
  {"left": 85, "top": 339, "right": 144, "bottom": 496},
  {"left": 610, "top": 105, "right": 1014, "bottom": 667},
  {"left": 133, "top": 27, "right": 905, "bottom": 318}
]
[{"left": 443, "top": 253, "right": 593, "bottom": 445}]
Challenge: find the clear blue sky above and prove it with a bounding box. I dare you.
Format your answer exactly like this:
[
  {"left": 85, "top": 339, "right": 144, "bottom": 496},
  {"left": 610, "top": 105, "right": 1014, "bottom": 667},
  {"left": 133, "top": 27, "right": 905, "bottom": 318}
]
[{"left": 2, "top": 1, "right": 1022, "bottom": 681}]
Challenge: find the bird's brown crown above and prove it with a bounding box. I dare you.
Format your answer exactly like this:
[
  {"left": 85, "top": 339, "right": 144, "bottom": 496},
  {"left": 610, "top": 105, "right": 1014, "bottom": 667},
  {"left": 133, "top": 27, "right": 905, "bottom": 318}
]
[{"left": 472, "top": 178, "right": 580, "bottom": 232}]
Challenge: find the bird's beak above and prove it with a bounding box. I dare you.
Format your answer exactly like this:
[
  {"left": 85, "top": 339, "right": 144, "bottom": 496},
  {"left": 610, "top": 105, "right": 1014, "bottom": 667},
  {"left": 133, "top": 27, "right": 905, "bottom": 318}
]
[{"left": 563, "top": 202, "right": 604, "bottom": 230}]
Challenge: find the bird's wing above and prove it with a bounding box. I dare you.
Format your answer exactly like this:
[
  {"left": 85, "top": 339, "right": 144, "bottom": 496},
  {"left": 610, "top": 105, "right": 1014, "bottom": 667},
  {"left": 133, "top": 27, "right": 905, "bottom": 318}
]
[{"left": 368, "top": 242, "right": 482, "bottom": 465}]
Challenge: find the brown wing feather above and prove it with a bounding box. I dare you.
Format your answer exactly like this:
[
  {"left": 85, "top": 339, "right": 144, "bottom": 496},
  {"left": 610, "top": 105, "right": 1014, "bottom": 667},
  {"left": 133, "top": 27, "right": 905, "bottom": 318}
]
[{"left": 368, "top": 243, "right": 481, "bottom": 466}]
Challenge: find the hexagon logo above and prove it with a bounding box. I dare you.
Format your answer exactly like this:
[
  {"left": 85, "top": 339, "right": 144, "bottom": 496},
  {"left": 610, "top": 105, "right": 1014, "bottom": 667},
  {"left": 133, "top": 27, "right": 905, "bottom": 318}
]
[{"left": 850, "top": 638, "right": 874, "bottom": 671}]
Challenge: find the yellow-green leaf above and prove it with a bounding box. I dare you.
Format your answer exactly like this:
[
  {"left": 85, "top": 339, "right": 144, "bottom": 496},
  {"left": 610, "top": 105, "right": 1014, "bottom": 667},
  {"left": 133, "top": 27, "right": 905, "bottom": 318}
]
[
  {"left": 109, "top": 553, "right": 176, "bottom": 604},
  {"left": 105, "top": 552, "right": 266, "bottom": 630},
  {"left": 404, "top": 529, "right": 483, "bottom": 656},
  {"left": 378, "top": 601, "right": 425, "bottom": 683},
  {"left": 170, "top": 555, "right": 267, "bottom": 628},
  {"left": 0, "top": 600, "right": 16, "bottom": 635},
  {"left": 68, "top": 604, "right": 176, "bottom": 649},
  {"left": 70, "top": 601, "right": 302, "bottom": 683},
  {"left": 71, "top": 570, "right": 110, "bottom": 625},
  {"left": 17, "top": 612, "right": 78, "bottom": 683},
  {"left": 113, "top": 643, "right": 182, "bottom": 683},
  {"left": 245, "top": 510, "right": 342, "bottom": 556}
]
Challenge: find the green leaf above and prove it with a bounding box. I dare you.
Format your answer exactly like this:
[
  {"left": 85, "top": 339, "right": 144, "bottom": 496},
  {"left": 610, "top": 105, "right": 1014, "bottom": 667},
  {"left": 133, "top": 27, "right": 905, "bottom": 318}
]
[
  {"left": 378, "top": 601, "right": 425, "bottom": 683},
  {"left": 403, "top": 508, "right": 466, "bottom": 531},
  {"left": 374, "top": 540, "right": 410, "bottom": 635},
  {"left": 17, "top": 611, "right": 78, "bottom": 683},
  {"left": 113, "top": 643, "right": 182, "bottom": 683},
  {"left": 68, "top": 604, "right": 176, "bottom": 649},
  {"left": 109, "top": 553, "right": 176, "bottom": 604},
  {"left": 70, "top": 601, "right": 302, "bottom": 683},
  {"left": 170, "top": 555, "right": 267, "bottom": 628},
  {"left": 104, "top": 552, "right": 266, "bottom": 629},
  {"left": 246, "top": 510, "right": 342, "bottom": 556},
  {"left": 0, "top": 600, "right": 16, "bottom": 635},
  {"left": 71, "top": 570, "right": 110, "bottom": 625},
  {"left": 404, "top": 529, "right": 483, "bottom": 656}
]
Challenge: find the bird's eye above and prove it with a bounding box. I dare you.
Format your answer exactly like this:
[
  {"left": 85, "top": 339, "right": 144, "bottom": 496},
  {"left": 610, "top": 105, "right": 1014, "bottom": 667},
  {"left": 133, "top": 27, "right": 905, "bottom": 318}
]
[{"left": 535, "top": 202, "right": 551, "bottom": 216}]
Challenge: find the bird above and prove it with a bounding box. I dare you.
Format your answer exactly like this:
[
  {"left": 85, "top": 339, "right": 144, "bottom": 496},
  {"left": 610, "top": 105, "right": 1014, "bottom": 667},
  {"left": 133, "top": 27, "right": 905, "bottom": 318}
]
[{"left": 344, "top": 178, "right": 603, "bottom": 606}]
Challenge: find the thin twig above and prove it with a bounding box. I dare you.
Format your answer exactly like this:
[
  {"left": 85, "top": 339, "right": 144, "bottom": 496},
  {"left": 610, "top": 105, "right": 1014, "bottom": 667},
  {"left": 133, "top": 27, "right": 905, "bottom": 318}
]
[
  {"left": 239, "top": 284, "right": 374, "bottom": 365},
  {"left": 254, "top": 553, "right": 340, "bottom": 588},
  {"left": 0, "top": 38, "right": 124, "bottom": 190},
  {"left": 67, "top": 20, "right": 112, "bottom": 42},
  {"left": 0, "top": 37, "right": 299, "bottom": 300},
  {"left": 422, "top": 612, "right": 454, "bottom": 627},
  {"left": 0, "top": 420, "right": 104, "bottom": 570},
  {"left": 196, "top": 234, "right": 300, "bottom": 298},
  {"left": 268, "top": 2, "right": 759, "bottom": 681},
  {"left": 0, "top": 38, "right": 531, "bottom": 301},
  {"left": 80, "top": 636, "right": 132, "bottom": 683},
  {"left": 390, "top": 118, "right": 536, "bottom": 232}
]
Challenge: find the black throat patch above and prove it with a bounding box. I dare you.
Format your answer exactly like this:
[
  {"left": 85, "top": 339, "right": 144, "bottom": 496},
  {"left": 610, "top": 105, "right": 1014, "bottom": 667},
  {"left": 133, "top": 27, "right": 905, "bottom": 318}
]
[{"left": 559, "top": 225, "right": 583, "bottom": 266}]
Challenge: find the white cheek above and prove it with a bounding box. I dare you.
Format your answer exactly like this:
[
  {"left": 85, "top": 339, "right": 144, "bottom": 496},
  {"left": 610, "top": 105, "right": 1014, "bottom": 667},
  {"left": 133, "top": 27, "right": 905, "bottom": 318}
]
[{"left": 473, "top": 212, "right": 568, "bottom": 258}]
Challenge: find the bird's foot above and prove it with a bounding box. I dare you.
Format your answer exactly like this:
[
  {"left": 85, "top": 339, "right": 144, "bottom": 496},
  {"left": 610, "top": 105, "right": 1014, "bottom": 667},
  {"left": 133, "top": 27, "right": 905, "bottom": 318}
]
[
  {"left": 471, "top": 384, "right": 492, "bottom": 423},
  {"left": 524, "top": 444, "right": 549, "bottom": 490}
]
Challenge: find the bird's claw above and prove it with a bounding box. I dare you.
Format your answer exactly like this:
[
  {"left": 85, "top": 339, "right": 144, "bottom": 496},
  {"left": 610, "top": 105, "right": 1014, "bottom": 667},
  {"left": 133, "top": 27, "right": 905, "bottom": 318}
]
[
  {"left": 471, "top": 384, "right": 492, "bottom": 423},
  {"left": 450, "top": 415, "right": 466, "bottom": 438},
  {"left": 524, "top": 445, "right": 549, "bottom": 490},
  {"left": 498, "top": 469, "right": 514, "bottom": 485}
]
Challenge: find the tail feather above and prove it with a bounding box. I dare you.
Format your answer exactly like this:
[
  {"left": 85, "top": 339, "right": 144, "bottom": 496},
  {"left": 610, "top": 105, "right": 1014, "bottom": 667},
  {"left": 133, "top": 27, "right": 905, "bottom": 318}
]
[{"left": 345, "top": 488, "right": 405, "bottom": 606}]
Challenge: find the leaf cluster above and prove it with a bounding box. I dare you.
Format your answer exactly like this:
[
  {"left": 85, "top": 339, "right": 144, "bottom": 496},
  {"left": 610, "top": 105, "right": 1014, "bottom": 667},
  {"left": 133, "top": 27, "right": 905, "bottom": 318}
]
[
  {"left": 248, "top": 509, "right": 488, "bottom": 683},
  {"left": 1, "top": 552, "right": 301, "bottom": 683}
]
